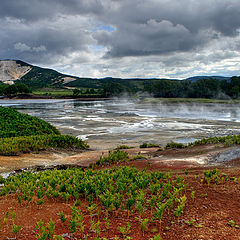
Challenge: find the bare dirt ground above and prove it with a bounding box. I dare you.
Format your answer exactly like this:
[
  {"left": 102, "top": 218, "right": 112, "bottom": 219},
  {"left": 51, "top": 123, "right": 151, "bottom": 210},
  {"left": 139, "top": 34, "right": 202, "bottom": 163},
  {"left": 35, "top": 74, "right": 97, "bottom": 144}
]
[
  {"left": 0, "top": 144, "right": 238, "bottom": 174},
  {"left": 0, "top": 145, "right": 240, "bottom": 239}
]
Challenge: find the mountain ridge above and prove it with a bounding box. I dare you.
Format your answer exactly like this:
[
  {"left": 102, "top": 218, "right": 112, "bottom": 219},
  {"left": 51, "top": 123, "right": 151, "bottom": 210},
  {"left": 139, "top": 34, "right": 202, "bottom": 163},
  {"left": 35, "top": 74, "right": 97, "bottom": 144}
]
[{"left": 0, "top": 59, "right": 232, "bottom": 89}]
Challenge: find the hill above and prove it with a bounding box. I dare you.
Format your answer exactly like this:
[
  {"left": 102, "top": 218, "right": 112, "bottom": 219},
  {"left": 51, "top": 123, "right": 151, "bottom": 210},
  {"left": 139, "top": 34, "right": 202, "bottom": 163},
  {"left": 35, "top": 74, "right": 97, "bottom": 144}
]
[
  {"left": 1, "top": 60, "right": 240, "bottom": 99},
  {"left": 0, "top": 60, "right": 79, "bottom": 89},
  {"left": 0, "top": 106, "right": 89, "bottom": 155},
  {"left": 0, "top": 106, "right": 60, "bottom": 138},
  {"left": 185, "top": 76, "right": 231, "bottom": 82}
]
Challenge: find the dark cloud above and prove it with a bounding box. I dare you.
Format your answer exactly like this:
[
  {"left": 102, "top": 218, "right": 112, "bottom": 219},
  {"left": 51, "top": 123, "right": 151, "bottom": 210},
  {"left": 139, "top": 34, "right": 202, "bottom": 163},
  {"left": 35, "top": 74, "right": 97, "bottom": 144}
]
[
  {"left": 94, "top": 0, "right": 240, "bottom": 58},
  {"left": 95, "top": 19, "right": 202, "bottom": 57},
  {"left": 0, "top": 0, "right": 104, "bottom": 21},
  {"left": 0, "top": 16, "right": 94, "bottom": 64},
  {"left": 0, "top": 0, "right": 240, "bottom": 77}
]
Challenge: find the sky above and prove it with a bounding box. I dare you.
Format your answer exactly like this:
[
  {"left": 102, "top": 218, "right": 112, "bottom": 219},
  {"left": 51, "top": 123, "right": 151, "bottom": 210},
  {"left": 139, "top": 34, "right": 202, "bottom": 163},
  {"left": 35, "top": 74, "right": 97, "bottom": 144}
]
[{"left": 1, "top": 0, "right": 240, "bottom": 79}]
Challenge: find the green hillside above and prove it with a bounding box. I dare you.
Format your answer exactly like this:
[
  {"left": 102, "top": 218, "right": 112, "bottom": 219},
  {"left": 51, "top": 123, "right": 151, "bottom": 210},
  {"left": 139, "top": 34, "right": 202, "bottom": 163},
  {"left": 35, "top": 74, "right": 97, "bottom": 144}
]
[
  {"left": 0, "top": 106, "right": 60, "bottom": 138},
  {"left": 0, "top": 106, "right": 89, "bottom": 155},
  {"left": 20, "top": 66, "right": 66, "bottom": 88}
]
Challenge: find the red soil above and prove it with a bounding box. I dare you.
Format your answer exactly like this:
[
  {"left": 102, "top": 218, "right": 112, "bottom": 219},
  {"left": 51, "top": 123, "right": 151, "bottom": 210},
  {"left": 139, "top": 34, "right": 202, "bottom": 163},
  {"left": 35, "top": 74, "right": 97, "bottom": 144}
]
[{"left": 0, "top": 162, "right": 240, "bottom": 240}]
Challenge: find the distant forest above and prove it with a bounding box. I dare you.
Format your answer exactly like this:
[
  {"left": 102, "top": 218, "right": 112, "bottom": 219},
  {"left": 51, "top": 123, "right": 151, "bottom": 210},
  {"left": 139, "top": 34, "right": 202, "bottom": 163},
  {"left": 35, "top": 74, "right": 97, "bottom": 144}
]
[
  {"left": 99, "top": 76, "right": 240, "bottom": 99},
  {"left": 1, "top": 76, "right": 240, "bottom": 99}
]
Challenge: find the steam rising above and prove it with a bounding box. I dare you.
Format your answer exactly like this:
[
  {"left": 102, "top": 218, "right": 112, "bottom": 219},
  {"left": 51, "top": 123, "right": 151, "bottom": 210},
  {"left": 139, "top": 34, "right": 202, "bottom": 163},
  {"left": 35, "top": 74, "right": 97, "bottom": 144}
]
[{"left": 0, "top": 98, "right": 240, "bottom": 150}]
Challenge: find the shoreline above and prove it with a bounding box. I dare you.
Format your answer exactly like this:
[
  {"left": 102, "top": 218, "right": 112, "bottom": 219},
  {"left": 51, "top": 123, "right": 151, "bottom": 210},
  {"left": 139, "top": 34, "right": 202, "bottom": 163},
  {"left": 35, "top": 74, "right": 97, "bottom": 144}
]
[
  {"left": 0, "top": 93, "right": 112, "bottom": 101},
  {"left": 1, "top": 144, "right": 240, "bottom": 176},
  {"left": 1, "top": 94, "right": 240, "bottom": 104}
]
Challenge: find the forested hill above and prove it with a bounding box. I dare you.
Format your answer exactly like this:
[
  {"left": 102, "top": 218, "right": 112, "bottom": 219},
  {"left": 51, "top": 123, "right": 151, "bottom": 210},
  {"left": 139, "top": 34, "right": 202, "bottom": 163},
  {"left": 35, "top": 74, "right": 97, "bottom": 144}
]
[{"left": 1, "top": 59, "right": 240, "bottom": 99}]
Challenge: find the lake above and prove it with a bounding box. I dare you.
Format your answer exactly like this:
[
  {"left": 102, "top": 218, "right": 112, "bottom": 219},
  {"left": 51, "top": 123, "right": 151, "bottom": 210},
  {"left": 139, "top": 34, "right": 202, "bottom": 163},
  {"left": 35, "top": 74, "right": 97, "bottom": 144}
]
[{"left": 1, "top": 98, "right": 240, "bottom": 149}]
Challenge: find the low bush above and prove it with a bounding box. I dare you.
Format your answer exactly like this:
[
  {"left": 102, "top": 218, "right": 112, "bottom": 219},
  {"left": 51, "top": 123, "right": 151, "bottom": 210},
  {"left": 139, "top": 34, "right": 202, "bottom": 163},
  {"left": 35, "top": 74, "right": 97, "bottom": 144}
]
[
  {"left": 165, "top": 142, "right": 186, "bottom": 149},
  {"left": 0, "top": 134, "right": 89, "bottom": 155},
  {"left": 140, "top": 143, "right": 160, "bottom": 148}
]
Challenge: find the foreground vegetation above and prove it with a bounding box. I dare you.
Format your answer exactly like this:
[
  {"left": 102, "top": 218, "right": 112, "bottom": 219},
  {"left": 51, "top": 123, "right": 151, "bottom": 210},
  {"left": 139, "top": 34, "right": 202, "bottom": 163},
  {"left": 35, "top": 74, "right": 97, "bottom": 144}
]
[
  {"left": 0, "top": 164, "right": 239, "bottom": 239},
  {"left": 0, "top": 166, "right": 188, "bottom": 239},
  {"left": 0, "top": 106, "right": 88, "bottom": 155}
]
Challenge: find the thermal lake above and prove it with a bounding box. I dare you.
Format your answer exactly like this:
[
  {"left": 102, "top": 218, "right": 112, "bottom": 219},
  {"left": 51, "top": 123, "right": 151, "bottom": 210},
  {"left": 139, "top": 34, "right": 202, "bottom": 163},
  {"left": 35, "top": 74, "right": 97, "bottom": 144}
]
[{"left": 1, "top": 98, "right": 240, "bottom": 150}]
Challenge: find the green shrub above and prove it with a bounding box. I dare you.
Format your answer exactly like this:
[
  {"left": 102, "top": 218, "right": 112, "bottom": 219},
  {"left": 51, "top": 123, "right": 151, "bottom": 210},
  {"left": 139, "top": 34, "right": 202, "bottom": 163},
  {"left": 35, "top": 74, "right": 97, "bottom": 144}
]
[
  {"left": 96, "top": 150, "right": 129, "bottom": 166},
  {"left": 165, "top": 142, "right": 186, "bottom": 149},
  {"left": 116, "top": 145, "right": 133, "bottom": 149},
  {"left": 140, "top": 143, "right": 160, "bottom": 148},
  {"left": 191, "top": 135, "right": 240, "bottom": 147},
  {"left": 0, "top": 134, "right": 89, "bottom": 155}
]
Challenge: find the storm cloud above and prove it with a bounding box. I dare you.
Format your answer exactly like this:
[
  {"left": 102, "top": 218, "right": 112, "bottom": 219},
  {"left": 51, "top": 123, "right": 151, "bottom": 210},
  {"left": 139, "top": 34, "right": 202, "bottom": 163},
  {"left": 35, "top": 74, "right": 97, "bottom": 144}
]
[{"left": 1, "top": 0, "right": 240, "bottom": 78}]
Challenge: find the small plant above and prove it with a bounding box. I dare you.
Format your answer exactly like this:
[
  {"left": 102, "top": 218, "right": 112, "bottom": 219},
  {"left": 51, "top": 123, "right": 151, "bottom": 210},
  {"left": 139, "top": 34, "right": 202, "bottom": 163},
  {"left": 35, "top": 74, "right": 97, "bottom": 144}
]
[
  {"left": 104, "top": 217, "right": 111, "bottom": 229},
  {"left": 53, "top": 236, "right": 64, "bottom": 240},
  {"left": 74, "top": 199, "right": 81, "bottom": 207},
  {"left": 203, "top": 169, "right": 221, "bottom": 186},
  {"left": 174, "top": 195, "right": 187, "bottom": 221},
  {"left": 185, "top": 219, "right": 196, "bottom": 226},
  {"left": 191, "top": 191, "right": 195, "bottom": 201},
  {"left": 3, "top": 210, "right": 9, "bottom": 224},
  {"left": 148, "top": 233, "right": 162, "bottom": 240},
  {"left": 70, "top": 206, "right": 85, "bottom": 233},
  {"left": 12, "top": 224, "right": 21, "bottom": 235},
  {"left": 0, "top": 175, "right": 5, "bottom": 184},
  {"left": 126, "top": 195, "right": 135, "bottom": 218},
  {"left": 119, "top": 222, "right": 131, "bottom": 238},
  {"left": 136, "top": 201, "right": 145, "bottom": 221},
  {"left": 228, "top": 220, "right": 239, "bottom": 228},
  {"left": 140, "top": 218, "right": 149, "bottom": 234},
  {"left": 36, "top": 219, "right": 55, "bottom": 240},
  {"left": 69, "top": 217, "right": 77, "bottom": 234},
  {"left": 18, "top": 196, "right": 22, "bottom": 204},
  {"left": 90, "top": 220, "right": 101, "bottom": 235},
  {"left": 151, "top": 228, "right": 158, "bottom": 233},
  {"left": 37, "top": 199, "right": 45, "bottom": 205},
  {"left": 58, "top": 212, "right": 67, "bottom": 223},
  {"left": 154, "top": 203, "right": 166, "bottom": 227},
  {"left": 11, "top": 211, "right": 16, "bottom": 220},
  {"left": 88, "top": 204, "right": 98, "bottom": 221}
]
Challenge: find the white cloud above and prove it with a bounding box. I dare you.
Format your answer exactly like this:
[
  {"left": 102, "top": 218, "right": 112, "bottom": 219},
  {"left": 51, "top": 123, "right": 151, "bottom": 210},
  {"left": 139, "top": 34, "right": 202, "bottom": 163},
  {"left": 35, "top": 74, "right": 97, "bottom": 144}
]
[
  {"left": 32, "top": 45, "right": 46, "bottom": 52},
  {"left": 14, "top": 42, "right": 31, "bottom": 52}
]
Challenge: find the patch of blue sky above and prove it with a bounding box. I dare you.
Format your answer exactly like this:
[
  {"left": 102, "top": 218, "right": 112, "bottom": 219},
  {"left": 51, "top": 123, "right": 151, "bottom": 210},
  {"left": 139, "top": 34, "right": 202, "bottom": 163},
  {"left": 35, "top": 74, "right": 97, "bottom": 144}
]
[
  {"left": 89, "top": 44, "right": 105, "bottom": 52},
  {"left": 93, "top": 24, "right": 115, "bottom": 32}
]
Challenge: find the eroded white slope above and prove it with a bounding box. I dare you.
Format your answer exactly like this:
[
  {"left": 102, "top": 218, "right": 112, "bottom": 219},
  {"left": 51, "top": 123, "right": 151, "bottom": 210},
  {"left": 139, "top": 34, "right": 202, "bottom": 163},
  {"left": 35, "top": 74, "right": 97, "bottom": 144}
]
[{"left": 0, "top": 60, "right": 32, "bottom": 84}]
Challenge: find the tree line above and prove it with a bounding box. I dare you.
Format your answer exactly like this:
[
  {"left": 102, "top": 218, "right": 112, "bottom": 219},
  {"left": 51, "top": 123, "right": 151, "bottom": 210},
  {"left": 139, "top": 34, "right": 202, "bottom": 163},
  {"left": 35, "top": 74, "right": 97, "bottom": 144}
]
[
  {"left": 103, "top": 76, "right": 240, "bottom": 99},
  {"left": 0, "top": 83, "right": 32, "bottom": 96}
]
